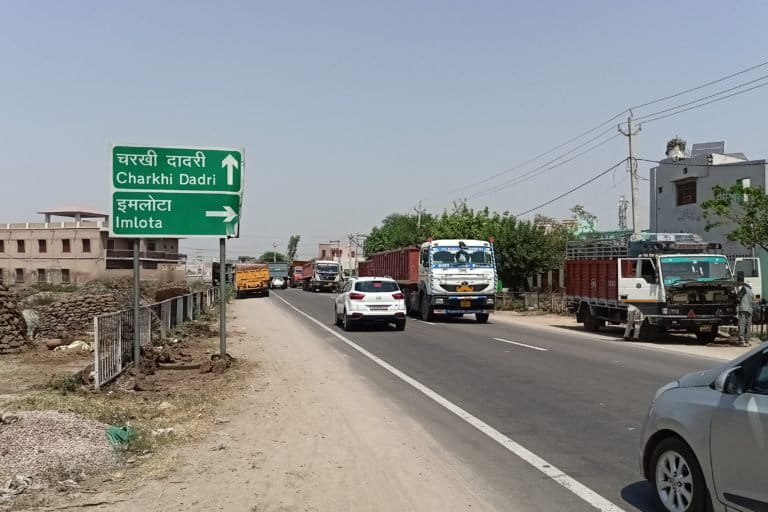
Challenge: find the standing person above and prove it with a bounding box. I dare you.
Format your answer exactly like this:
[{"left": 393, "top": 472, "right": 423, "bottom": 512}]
[
  {"left": 624, "top": 304, "right": 644, "bottom": 340},
  {"left": 736, "top": 274, "right": 755, "bottom": 346}
]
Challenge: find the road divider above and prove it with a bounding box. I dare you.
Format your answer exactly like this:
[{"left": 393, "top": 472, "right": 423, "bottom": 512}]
[
  {"left": 492, "top": 337, "right": 549, "bottom": 352},
  {"left": 273, "top": 293, "right": 625, "bottom": 512}
]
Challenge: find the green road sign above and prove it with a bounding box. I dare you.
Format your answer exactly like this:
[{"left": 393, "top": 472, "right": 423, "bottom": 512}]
[{"left": 111, "top": 145, "right": 243, "bottom": 238}]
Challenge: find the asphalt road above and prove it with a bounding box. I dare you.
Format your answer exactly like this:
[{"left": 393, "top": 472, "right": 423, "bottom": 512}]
[{"left": 267, "top": 288, "right": 727, "bottom": 511}]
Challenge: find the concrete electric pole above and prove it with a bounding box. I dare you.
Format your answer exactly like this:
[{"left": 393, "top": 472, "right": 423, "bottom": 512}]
[
  {"left": 413, "top": 200, "right": 427, "bottom": 230},
  {"left": 272, "top": 242, "right": 278, "bottom": 263},
  {"left": 618, "top": 115, "right": 641, "bottom": 238}
]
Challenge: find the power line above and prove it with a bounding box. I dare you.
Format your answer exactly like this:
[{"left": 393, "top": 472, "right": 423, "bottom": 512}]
[
  {"left": 469, "top": 131, "right": 621, "bottom": 199},
  {"left": 514, "top": 159, "right": 628, "bottom": 217},
  {"left": 630, "top": 58, "right": 768, "bottom": 110},
  {"left": 636, "top": 73, "right": 768, "bottom": 122}
]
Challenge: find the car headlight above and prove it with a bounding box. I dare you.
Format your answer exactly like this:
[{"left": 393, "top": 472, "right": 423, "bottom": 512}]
[{"left": 654, "top": 381, "right": 679, "bottom": 401}]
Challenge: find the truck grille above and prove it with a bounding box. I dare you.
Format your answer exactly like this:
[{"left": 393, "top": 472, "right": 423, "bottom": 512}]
[{"left": 441, "top": 284, "right": 488, "bottom": 292}]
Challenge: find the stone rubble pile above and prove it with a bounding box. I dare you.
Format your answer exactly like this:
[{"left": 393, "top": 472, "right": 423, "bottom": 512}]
[
  {"left": 0, "top": 285, "right": 28, "bottom": 354},
  {"left": 37, "top": 294, "right": 120, "bottom": 338}
]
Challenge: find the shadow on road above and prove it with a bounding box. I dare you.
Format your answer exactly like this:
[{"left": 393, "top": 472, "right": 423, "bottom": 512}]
[
  {"left": 621, "top": 480, "right": 661, "bottom": 511},
  {"left": 550, "top": 324, "right": 738, "bottom": 348}
]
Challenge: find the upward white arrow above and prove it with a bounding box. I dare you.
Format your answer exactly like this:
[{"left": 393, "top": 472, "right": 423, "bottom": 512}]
[{"left": 221, "top": 154, "right": 239, "bottom": 186}]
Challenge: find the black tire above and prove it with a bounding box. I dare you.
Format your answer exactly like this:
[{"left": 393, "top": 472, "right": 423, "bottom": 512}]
[
  {"left": 695, "top": 331, "right": 717, "bottom": 345},
  {"left": 639, "top": 320, "right": 660, "bottom": 342},
  {"left": 236, "top": 291, "right": 242, "bottom": 299},
  {"left": 264, "top": 289, "right": 270, "bottom": 297},
  {"left": 333, "top": 306, "right": 342, "bottom": 326},
  {"left": 395, "top": 318, "right": 406, "bottom": 331},
  {"left": 421, "top": 294, "right": 435, "bottom": 322},
  {"left": 650, "top": 437, "right": 710, "bottom": 512},
  {"left": 476, "top": 313, "right": 490, "bottom": 323},
  {"left": 584, "top": 311, "right": 600, "bottom": 332},
  {"left": 342, "top": 310, "right": 354, "bottom": 331}
]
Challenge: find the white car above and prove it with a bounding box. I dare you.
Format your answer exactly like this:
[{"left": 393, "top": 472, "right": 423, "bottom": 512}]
[
  {"left": 270, "top": 277, "right": 286, "bottom": 289},
  {"left": 333, "top": 277, "right": 406, "bottom": 331}
]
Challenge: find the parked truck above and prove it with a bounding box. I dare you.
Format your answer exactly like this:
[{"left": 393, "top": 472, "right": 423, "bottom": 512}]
[
  {"left": 302, "top": 259, "right": 343, "bottom": 292},
  {"left": 267, "top": 262, "right": 289, "bottom": 289},
  {"left": 565, "top": 233, "right": 761, "bottom": 343},
  {"left": 358, "top": 239, "right": 497, "bottom": 323},
  {"left": 235, "top": 263, "right": 270, "bottom": 298},
  {"left": 290, "top": 260, "right": 309, "bottom": 288}
]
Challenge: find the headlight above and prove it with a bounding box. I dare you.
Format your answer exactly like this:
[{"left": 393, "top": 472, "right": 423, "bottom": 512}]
[
  {"left": 486, "top": 297, "right": 494, "bottom": 305},
  {"left": 433, "top": 297, "right": 445, "bottom": 305},
  {"left": 654, "top": 381, "right": 679, "bottom": 401}
]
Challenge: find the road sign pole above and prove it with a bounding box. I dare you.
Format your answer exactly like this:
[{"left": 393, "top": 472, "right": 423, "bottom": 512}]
[
  {"left": 133, "top": 238, "right": 141, "bottom": 369},
  {"left": 219, "top": 238, "right": 226, "bottom": 358}
]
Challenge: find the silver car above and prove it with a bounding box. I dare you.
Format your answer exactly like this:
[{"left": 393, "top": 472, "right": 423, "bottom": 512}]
[{"left": 640, "top": 345, "right": 768, "bottom": 512}]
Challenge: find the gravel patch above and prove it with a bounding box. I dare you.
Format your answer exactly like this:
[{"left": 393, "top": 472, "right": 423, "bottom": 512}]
[{"left": 0, "top": 410, "right": 113, "bottom": 482}]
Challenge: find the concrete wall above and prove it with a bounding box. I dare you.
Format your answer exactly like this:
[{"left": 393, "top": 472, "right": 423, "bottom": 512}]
[{"left": 649, "top": 153, "right": 768, "bottom": 290}]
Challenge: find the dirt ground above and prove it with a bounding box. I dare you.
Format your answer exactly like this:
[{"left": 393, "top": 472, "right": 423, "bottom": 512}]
[
  {"left": 0, "top": 345, "right": 91, "bottom": 401},
  {"left": 62, "top": 296, "right": 497, "bottom": 512}
]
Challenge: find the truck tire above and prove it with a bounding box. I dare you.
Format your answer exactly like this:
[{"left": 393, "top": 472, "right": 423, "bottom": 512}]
[
  {"left": 264, "top": 289, "right": 270, "bottom": 298},
  {"left": 638, "top": 320, "right": 660, "bottom": 342},
  {"left": 584, "top": 310, "right": 600, "bottom": 332},
  {"left": 421, "top": 294, "right": 435, "bottom": 322},
  {"left": 476, "top": 313, "right": 490, "bottom": 323}
]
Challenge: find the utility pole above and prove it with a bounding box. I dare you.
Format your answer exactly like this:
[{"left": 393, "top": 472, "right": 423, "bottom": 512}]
[
  {"left": 272, "top": 242, "right": 278, "bottom": 263},
  {"left": 413, "top": 200, "right": 427, "bottom": 230},
  {"left": 618, "top": 115, "right": 641, "bottom": 238}
]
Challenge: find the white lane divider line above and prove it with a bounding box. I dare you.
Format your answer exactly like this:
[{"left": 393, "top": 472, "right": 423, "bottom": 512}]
[
  {"left": 493, "top": 337, "right": 549, "bottom": 352},
  {"left": 274, "top": 294, "right": 625, "bottom": 512}
]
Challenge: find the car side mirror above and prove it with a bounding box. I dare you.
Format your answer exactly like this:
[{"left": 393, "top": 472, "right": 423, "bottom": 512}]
[{"left": 713, "top": 367, "right": 745, "bottom": 395}]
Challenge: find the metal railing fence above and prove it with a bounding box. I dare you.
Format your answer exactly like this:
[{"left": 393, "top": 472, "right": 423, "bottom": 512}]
[{"left": 93, "top": 287, "right": 218, "bottom": 389}]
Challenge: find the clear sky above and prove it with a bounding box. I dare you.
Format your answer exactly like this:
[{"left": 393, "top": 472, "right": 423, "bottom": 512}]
[{"left": 2, "top": 1, "right": 767, "bottom": 259}]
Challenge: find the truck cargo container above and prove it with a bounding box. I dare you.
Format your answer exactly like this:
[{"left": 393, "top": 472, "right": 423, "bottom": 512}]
[
  {"left": 565, "top": 233, "right": 760, "bottom": 343},
  {"left": 235, "top": 263, "right": 270, "bottom": 298},
  {"left": 359, "top": 239, "right": 497, "bottom": 323}
]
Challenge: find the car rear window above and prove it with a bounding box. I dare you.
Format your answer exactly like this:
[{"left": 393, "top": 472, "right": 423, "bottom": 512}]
[{"left": 354, "top": 280, "right": 399, "bottom": 292}]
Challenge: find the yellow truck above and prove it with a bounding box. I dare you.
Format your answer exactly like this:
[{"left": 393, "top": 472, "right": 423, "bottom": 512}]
[{"left": 235, "top": 263, "right": 271, "bottom": 298}]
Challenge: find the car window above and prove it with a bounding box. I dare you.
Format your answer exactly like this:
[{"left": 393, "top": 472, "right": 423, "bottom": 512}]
[
  {"left": 751, "top": 356, "right": 768, "bottom": 395},
  {"left": 354, "top": 280, "right": 399, "bottom": 292},
  {"left": 343, "top": 281, "right": 352, "bottom": 293}
]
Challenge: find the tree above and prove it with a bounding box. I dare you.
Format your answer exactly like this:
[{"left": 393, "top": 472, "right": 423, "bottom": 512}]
[
  {"left": 365, "top": 212, "right": 435, "bottom": 255},
  {"left": 569, "top": 205, "right": 598, "bottom": 234},
  {"left": 286, "top": 235, "right": 301, "bottom": 262},
  {"left": 701, "top": 184, "right": 768, "bottom": 251},
  {"left": 258, "top": 251, "right": 287, "bottom": 263}
]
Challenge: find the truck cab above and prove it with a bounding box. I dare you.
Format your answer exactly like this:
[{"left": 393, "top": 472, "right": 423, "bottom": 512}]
[{"left": 413, "top": 239, "right": 497, "bottom": 323}]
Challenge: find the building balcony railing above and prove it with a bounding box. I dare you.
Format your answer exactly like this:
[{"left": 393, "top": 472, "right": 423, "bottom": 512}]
[{"left": 106, "top": 249, "right": 186, "bottom": 262}]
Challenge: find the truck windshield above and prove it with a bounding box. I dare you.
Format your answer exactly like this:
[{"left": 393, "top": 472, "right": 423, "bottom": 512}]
[
  {"left": 660, "top": 256, "right": 731, "bottom": 285},
  {"left": 317, "top": 264, "right": 339, "bottom": 273},
  {"left": 430, "top": 246, "right": 494, "bottom": 268}
]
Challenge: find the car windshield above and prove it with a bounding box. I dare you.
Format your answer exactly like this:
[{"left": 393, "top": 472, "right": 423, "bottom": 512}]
[
  {"left": 354, "top": 280, "right": 399, "bottom": 292},
  {"left": 660, "top": 256, "right": 731, "bottom": 285},
  {"left": 317, "top": 264, "right": 339, "bottom": 273},
  {"left": 430, "top": 246, "right": 494, "bottom": 268}
]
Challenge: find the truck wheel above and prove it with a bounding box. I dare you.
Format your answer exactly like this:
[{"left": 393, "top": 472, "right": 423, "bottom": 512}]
[
  {"left": 584, "top": 311, "right": 600, "bottom": 332},
  {"left": 421, "top": 295, "right": 435, "bottom": 322},
  {"left": 476, "top": 313, "right": 490, "bottom": 323},
  {"left": 695, "top": 331, "right": 717, "bottom": 344},
  {"left": 264, "top": 289, "right": 270, "bottom": 297},
  {"left": 638, "top": 320, "right": 660, "bottom": 342}
]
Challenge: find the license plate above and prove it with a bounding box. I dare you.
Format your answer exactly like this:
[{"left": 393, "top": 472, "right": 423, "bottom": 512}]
[
  {"left": 460, "top": 300, "right": 471, "bottom": 308},
  {"left": 699, "top": 324, "right": 712, "bottom": 332},
  {"left": 369, "top": 305, "right": 389, "bottom": 311}
]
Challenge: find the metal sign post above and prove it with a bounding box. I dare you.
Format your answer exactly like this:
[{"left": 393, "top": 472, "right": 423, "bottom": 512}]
[
  {"left": 219, "top": 238, "right": 226, "bottom": 357},
  {"left": 133, "top": 239, "right": 141, "bottom": 367}
]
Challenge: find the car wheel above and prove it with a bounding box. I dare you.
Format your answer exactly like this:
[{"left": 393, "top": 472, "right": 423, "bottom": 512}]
[
  {"left": 333, "top": 306, "right": 342, "bottom": 326},
  {"left": 651, "top": 437, "right": 710, "bottom": 512},
  {"left": 395, "top": 318, "right": 406, "bottom": 331},
  {"left": 342, "top": 309, "right": 353, "bottom": 331},
  {"left": 476, "top": 313, "right": 489, "bottom": 323}
]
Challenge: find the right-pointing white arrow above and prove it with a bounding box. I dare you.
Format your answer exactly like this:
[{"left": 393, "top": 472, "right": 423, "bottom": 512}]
[
  {"left": 221, "top": 154, "right": 239, "bottom": 186},
  {"left": 205, "top": 205, "right": 238, "bottom": 223}
]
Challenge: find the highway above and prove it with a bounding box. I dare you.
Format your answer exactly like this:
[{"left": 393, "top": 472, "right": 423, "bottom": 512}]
[{"left": 270, "top": 288, "right": 727, "bottom": 512}]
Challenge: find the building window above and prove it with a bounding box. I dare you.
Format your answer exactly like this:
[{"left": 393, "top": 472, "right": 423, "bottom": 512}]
[
  {"left": 62, "top": 239, "right": 71, "bottom": 253},
  {"left": 17, "top": 240, "right": 25, "bottom": 253},
  {"left": 676, "top": 180, "right": 697, "bottom": 206},
  {"left": 321, "top": 249, "right": 326, "bottom": 258},
  {"left": 657, "top": 187, "right": 663, "bottom": 194},
  {"left": 351, "top": 251, "right": 356, "bottom": 258},
  {"left": 15, "top": 269, "right": 24, "bottom": 283},
  {"left": 37, "top": 269, "right": 46, "bottom": 283},
  {"left": 147, "top": 241, "right": 156, "bottom": 251},
  {"left": 38, "top": 240, "right": 47, "bottom": 253},
  {"left": 738, "top": 178, "right": 752, "bottom": 202},
  {"left": 0, "top": 240, "right": 3, "bottom": 253},
  {"left": 82, "top": 239, "right": 91, "bottom": 253},
  {"left": 0, "top": 270, "right": 3, "bottom": 284},
  {"left": 61, "top": 269, "right": 70, "bottom": 284}
]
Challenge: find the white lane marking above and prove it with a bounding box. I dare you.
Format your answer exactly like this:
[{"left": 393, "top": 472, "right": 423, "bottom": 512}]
[
  {"left": 493, "top": 337, "right": 549, "bottom": 352},
  {"left": 274, "top": 294, "right": 625, "bottom": 512},
  {"left": 418, "top": 320, "right": 437, "bottom": 326}
]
